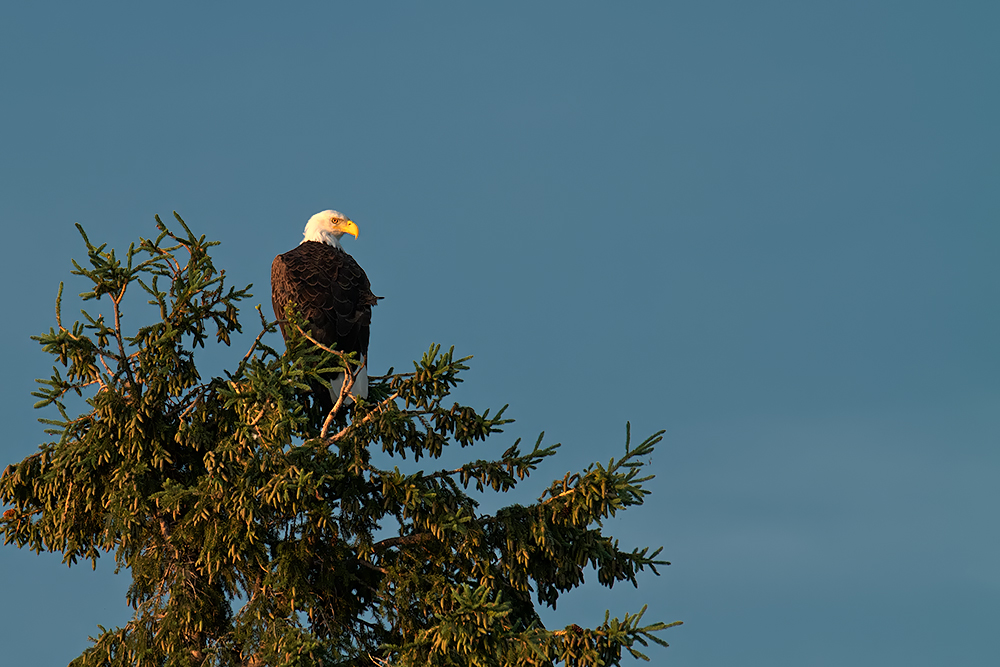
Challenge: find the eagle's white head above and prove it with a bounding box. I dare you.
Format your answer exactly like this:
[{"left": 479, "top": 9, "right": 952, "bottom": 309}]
[{"left": 302, "top": 210, "right": 359, "bottom": 249}]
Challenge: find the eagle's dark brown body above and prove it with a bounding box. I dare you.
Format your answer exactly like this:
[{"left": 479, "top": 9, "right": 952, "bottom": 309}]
[{"left": 271, "top": 241, "right": 379, "bottom": 411}]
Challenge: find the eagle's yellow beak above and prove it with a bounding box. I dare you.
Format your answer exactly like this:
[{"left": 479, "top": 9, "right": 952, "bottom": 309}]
[{"left": 340, "top": 219, "right": 359, "bottom": 239}]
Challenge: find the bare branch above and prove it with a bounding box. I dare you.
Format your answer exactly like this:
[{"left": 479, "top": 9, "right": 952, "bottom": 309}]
[
  {"left": 372, "top": 532, "right": 434, "bottom": 552},
  {"left": 238, "top": 325, "right": 271, "bottom": 370},
  {"left": 293, "top": 325, "right": 351, "bottom": 366},
  {"left": 320, "top": 359, "right": 356, "bottom": 438},
  {"left": 327, "top": 392, "right": 399, "bottom": 443},
  {"left": 358, "top": 559, "right": 388, "bottom": 575}
]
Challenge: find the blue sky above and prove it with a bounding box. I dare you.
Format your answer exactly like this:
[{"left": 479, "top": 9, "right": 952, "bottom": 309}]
[{"left": 1, "top": 3, "right": 997, "bottom": 665}]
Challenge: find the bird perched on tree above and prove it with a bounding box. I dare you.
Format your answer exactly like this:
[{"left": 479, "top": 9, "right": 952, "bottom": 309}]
[{"left": 271, "top": 210, "right": 380, "bottom": 414}]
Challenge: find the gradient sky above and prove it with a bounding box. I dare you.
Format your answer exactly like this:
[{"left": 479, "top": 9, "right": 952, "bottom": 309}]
[{"left": 1, "top": 3, "right": 997, "bottom": 665}]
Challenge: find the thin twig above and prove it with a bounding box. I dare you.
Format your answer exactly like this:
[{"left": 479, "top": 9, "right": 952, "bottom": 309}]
[
  {"left": 372, "top": 533, "right": 434, "bottom": 552},
  {"left": 159, "top": 243, "right": 184, "bottom": 275},
  {"left": 237, "top": 326, "right": 270, "bottom": 372},
  {"left": 328, "top": 392, "right": 399, "bottom": 443},
  {"left": 539, "top": 474, "right": 583, "bottom": 505},
  {"left": 358, "top": 559, "right": 388, "bottom": 575},
  {"left": 111, "top": 285, "right": 137, "bottom": 395},
  {"left": 294, "top": 326, "right": 351, "bottom": 365},
  {"left": 320, "top": 360, "right": 356, "bottom": 439},
  {"left": 97, "top": 354, "right": 115, "bottom": 379},
  {"left": 369, "top": 371, "right": 414, "bottom": 380}
]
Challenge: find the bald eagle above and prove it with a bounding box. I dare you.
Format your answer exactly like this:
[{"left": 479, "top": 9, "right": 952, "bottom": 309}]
[{"left": 271, "top": 210, "right": 379, "bottom": 413}]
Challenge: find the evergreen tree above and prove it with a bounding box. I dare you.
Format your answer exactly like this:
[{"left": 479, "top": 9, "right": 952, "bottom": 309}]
[{"left": 1, "top": 215, "right": 680, "bottom": 667}]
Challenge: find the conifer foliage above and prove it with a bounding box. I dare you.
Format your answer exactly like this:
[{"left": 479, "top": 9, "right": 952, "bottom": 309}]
[{"left": 1, "top": 215, "right": 680, "bottom": 666}]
